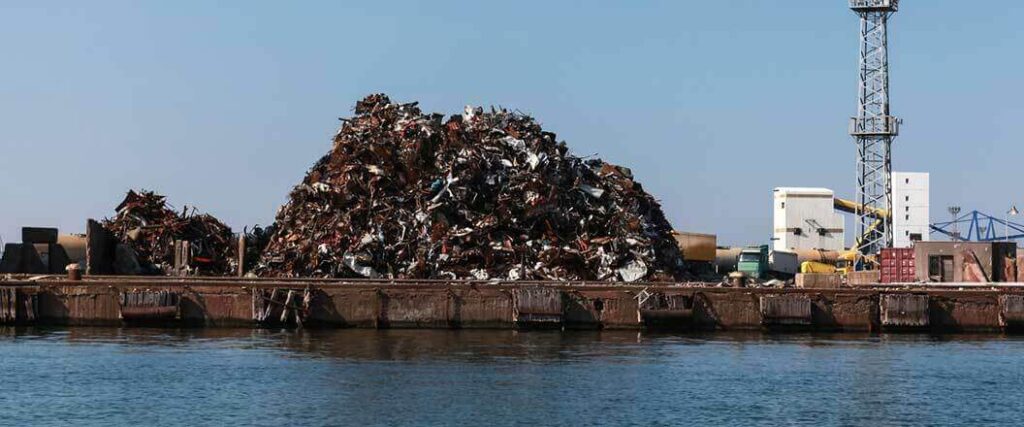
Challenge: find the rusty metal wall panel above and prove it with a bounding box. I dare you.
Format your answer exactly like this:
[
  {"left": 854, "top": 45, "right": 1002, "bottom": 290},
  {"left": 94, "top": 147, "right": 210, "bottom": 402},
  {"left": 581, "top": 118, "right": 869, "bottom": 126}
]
[
  {"left": 512, "top": 288, "right": 563, "bottom": 324},
  {"left": 598, "top": 294, "right": 641, "bottom": 329},
  {"left": 50, "top": 286, "right": 121, "bottom": 325},
  {"left": 561, "top": 290, "right": 641, "bottom": 329},
  {"left": 699, "top": 292, "right": 761, "bottom": 329},
  {"left": 314, "top": 288, "right": 379, "bottom": 327},
  {"left": 828, "top": 294, "right": 878, "bottom": 331},
  {"left": 180, "top": 291, "right": 253, "bottom": 327},
  {"left": 999, "top": 295, "right": 1024, "bottom": 326},
  {"left": 930, "top": 295, "right": 1000, "bottom": 330},
  {"left": 639, "top": 292, "right": 694, "bottom": 330},
  {"left": 759, "top": 295, "right": 812, "bottom": 326},
  {"left": 449, "top": 288, "right": 512, "bottom": 328},
  {"left": 380, "top": 290, "right": 449, "bottom": 328},
  {"left": 120, "top": 290, "right": 179, "bottom": 321},
  {"left": 880, "top": 294, "right": 929, "bottom": 327},
  {"left": 562, "top": 292, "right": 600, "bottom": 329},
  {"left": 513, "top": 288, "right": 562, "bottom": 315}
]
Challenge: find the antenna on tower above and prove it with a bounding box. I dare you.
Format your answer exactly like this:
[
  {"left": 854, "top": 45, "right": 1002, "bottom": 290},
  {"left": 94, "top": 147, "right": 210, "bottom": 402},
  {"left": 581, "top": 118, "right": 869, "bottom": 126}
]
[{"left": 849, "top": 0, "right": 899, "bottom": 265}]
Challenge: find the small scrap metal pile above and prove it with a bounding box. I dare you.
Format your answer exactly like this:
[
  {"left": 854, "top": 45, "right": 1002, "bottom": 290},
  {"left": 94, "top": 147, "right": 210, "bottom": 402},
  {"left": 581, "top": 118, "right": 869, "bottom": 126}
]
[
  {"left": 103, "top": 190, "right": 237, "bottom": 275},
  {"left": 255, "top": 94, "right": 685, "bottom": 281}
]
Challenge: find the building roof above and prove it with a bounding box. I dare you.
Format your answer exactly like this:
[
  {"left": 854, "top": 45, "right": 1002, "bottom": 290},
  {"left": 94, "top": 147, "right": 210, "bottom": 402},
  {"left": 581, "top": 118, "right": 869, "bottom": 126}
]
[{"left": 773, "top": 187, "right": 834, "bottom": 197}]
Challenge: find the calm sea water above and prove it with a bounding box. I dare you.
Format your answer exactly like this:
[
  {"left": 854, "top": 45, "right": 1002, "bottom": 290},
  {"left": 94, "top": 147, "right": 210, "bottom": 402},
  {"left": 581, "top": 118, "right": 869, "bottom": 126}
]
[{"left": 1, "top": 327, "right": 1022, "bottom": 426}]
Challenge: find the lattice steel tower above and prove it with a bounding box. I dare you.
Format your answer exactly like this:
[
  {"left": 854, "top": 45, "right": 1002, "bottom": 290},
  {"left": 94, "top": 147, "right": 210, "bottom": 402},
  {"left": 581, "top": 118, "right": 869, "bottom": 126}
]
[{"left": 849, "top": 0, "right": 899, "bottom": 259}]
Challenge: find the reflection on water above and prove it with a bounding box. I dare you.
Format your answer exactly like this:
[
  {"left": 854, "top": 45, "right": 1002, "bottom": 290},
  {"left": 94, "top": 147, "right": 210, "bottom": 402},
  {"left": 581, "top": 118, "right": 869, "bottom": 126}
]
[
  {"left": 4, "top": 326, "right": 1018, "bottom": 361},
  {"left": 1, "top": 327, "right": 1023, "bottom": 426}
]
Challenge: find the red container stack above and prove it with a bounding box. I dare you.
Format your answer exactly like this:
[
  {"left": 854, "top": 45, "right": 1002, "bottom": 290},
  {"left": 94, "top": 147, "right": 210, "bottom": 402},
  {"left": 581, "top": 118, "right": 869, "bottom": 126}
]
[{"left": 880, "top": 248, "right": 916, "bottom": 283}]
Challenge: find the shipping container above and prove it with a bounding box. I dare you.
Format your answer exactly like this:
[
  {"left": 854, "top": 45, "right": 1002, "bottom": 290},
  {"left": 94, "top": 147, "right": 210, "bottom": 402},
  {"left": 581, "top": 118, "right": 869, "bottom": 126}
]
[
  {"left": 880, "top": 247, "right": 916, "bottom": 283},
  {"left": 769, "top": 250, "right": 799, "bottom": 276}
]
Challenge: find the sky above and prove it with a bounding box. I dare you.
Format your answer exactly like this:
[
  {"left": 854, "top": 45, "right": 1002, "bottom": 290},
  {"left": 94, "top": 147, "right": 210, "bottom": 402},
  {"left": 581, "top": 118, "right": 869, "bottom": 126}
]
[{"left": 1, "top": 1, "right": 1022, "bottom": 247}]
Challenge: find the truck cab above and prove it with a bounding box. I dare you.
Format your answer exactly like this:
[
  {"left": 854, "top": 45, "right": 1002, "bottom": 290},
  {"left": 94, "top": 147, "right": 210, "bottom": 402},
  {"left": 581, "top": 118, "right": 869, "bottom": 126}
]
[
  {"left": 737, "top": 245, "right": 798, "bottom": 280},
  {"left": 737, "top": 245, "right": 769, "bottom": 279}
]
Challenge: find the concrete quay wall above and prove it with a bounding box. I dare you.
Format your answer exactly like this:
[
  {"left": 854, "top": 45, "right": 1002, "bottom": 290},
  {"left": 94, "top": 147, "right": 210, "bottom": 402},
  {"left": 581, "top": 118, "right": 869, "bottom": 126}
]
[{"left": 3, "top": 277, "right": 1023, "bottom": 332}]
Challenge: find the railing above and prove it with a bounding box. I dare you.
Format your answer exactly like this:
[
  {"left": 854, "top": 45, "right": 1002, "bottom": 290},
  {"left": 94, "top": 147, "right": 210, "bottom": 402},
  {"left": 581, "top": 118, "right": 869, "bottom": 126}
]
[
  {"left": 849, "top": 116, "right": 900, "bottom": 136},
  {"left": 849, "top": 0, "right": 898, "bottom": 11}
]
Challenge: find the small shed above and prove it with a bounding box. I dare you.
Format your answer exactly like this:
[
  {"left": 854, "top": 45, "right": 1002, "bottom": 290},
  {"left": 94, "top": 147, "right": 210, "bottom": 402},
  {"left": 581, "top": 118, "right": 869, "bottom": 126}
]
[{"left": 914, "top": 241, "right": 1016, "bottom": 283}]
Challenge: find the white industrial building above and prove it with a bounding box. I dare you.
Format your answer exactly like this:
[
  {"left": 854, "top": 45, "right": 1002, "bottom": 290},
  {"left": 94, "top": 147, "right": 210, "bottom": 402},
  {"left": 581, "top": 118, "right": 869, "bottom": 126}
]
[
  {"left": 892, "top": 172, "right": 930, "bottom": 248},
  {"left": 773, "top": 188, "right": 845, "bottom": 252}
]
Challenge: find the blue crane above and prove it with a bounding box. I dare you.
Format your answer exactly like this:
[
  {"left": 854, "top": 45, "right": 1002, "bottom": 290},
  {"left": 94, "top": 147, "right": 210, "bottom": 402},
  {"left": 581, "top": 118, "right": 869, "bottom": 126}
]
[{"left": 930, "top": 210, "right": 1024, "bottom": 242}]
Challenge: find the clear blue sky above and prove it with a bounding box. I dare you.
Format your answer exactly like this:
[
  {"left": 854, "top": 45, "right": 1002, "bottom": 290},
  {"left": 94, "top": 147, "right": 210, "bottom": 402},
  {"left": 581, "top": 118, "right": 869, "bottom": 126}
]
[{"left": 1, "top": 1, "right": 1022, "bottom": 247}]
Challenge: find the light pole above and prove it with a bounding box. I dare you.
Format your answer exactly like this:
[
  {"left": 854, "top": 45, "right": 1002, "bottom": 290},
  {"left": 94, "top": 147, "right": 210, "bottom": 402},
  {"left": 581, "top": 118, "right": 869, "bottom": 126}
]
[
  {"left": 948, "top": 206, "right": 961, "bottom": 241},
  {"left": 1007, "top": 206, "right": 1019, "bottom": 241}
]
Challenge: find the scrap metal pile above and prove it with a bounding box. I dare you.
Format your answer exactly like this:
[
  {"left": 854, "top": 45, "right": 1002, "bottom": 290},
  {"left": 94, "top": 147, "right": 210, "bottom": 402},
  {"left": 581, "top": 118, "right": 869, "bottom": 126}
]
[
  {"left": 102, "top": 190, "right": 237, "bottom": 275},
  {"left": 255, "top": 94, "right": 685, "bottom": 281}
]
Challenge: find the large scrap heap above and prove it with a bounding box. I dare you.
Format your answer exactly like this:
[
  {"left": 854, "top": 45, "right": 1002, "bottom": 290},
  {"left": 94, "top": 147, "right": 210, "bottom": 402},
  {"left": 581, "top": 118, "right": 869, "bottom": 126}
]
[
  {"left": 256, "top": 94, "right": 684, "bottom": 281},
  {"left": 102, "top": 190, "right": 237, "bottom": 275}
]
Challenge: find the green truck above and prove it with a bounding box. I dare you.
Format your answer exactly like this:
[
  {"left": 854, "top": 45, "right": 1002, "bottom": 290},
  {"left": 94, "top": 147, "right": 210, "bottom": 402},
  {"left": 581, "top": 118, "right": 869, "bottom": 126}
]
[{"left": 736, "top": 245, "right": 798, "bottom": 280}]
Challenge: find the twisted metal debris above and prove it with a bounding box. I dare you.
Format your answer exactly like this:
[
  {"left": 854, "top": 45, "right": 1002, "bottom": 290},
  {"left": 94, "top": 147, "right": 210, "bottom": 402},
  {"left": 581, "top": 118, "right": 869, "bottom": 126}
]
[
  {"left": 255, "top": 94, "right": 684, "bottom": 282},
  {"left": 102, "top": 190, "right": 237, "bottom": 276}
]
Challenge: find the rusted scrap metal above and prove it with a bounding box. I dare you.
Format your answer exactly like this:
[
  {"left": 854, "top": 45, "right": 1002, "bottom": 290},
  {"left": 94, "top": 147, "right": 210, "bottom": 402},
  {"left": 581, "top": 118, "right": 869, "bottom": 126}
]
[
  {"left": 119, "top": 290, "right": 180, "bottom": 321},
  {"left": 241, "top": 225, "right": 275, "bottom": 276},
  {"left": 880, "top": 293, "right": 930, "bottom": 328},
  {"left": 255, "top": 94, "right": 685, "bottom": 282},
  {"left": 103, "top": 190, "right": 237, "bottom": 276}
]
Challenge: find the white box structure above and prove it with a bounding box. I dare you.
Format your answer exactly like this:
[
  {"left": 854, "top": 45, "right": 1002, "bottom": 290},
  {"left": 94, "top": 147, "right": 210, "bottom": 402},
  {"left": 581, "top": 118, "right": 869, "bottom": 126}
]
[
  {"left": 773, "top": 188, "right": 845, "bottom": 252},
  {"left": 892, "top": 172, "right": 930, "bottom": 248}
]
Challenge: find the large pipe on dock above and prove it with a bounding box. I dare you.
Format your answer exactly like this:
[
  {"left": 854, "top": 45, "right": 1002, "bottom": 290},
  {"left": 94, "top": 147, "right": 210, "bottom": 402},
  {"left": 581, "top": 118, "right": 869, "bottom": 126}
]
[{"left": 716, "top": 247, "right": 843, "bottom": 273}]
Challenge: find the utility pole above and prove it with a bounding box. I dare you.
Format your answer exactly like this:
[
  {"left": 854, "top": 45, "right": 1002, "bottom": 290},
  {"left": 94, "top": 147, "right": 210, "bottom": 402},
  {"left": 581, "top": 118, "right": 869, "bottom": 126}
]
[
  {"left": 948, "top": 206, "right": 961, "bottom": 241},
  {"left": 849, "top": 0, "right": 899, "bottom": 263},
  {"left": 1007, "top": 206, "right": 1019, "bottom": 241}
]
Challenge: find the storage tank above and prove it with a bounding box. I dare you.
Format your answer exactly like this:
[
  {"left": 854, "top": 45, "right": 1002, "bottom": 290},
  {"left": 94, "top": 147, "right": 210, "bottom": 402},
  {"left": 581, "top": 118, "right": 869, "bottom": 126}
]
[
  {"left": 672, "top": 231, "right": 716, "bottom": 262},
  {"left": 715, "top": 247, "right": 742, "bottom": 273}
]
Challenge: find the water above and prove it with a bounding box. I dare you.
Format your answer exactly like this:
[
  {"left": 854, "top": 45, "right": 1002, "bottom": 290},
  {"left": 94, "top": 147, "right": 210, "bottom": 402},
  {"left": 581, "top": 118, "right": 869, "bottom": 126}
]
[{"left": 1, "top": 328, "right": 1023, "bottom": 426}]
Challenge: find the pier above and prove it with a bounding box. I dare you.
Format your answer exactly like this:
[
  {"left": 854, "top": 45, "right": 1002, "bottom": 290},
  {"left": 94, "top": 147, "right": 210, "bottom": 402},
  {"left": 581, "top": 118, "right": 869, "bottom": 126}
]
[{"left": 2, "top": 276, "right": 1023, "bottom": 332}]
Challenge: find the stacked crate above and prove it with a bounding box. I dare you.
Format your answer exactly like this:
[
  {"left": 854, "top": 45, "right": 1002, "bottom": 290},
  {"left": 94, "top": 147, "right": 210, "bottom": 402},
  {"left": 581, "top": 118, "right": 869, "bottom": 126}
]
[{"left": 881, "top": 248, "right": 916, "bottom": 283}]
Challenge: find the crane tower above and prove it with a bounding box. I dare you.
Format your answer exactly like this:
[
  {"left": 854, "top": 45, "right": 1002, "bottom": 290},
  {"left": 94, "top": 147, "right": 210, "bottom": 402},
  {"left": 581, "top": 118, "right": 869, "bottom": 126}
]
[{"left": 849, "top": 0, "right": 899, "bottom": 259}]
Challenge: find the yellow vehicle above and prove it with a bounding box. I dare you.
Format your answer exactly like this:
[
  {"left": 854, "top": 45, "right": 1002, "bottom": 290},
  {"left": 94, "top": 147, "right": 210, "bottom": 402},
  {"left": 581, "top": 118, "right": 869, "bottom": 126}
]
[
  {"left": 799, "top": 250, "right": 861, "bottom": 275},
  {"left": 801, "top": 259, "right": 840, "bottom": 274}
]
